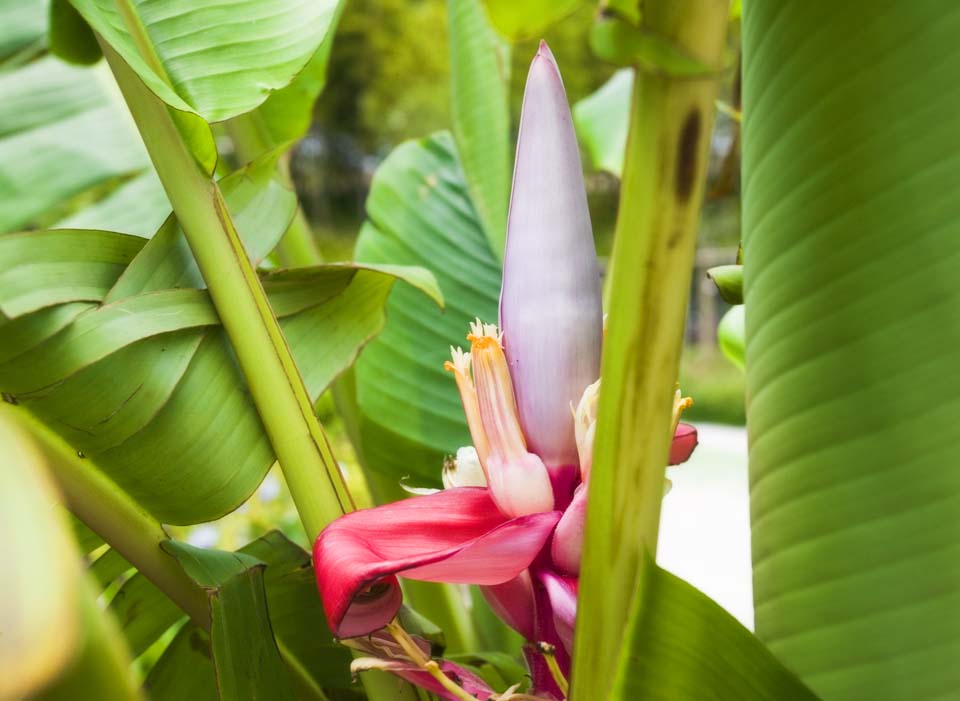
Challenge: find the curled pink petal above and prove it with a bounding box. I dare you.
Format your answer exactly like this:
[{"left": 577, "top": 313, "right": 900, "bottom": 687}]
[
  {"left": 313, "top": 488, "right": 561, "bottom": 637},
  {"left": 540, "top": 571, "right": 578, "bottom": 656},
  {"left": 670, "top": 422, "right": 698, "bottom": 465},
  {"left": 550, "top": 484, "right": 586, "bottom": 576},
  {"left": 480, "top": 570, "right": 536, "bottom": 641},
  {"left": 500, "top": 40, "right": 603, "bottom": 475}
]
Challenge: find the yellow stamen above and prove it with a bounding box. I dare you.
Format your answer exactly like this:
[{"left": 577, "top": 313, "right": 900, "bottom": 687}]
[
  {"left": 444, "top": 346, "right": 490, "bottom": 465},
  {"left": 671, "top": 388, "right": 694, "bottom": 434},
  {"left": 469, "top": 323, "right": 527, "bottom": 461}
]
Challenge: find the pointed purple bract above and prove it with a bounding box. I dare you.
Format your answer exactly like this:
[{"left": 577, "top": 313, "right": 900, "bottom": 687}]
[{"left": 500, "top": 41, "right": 603, "bottom": 473}]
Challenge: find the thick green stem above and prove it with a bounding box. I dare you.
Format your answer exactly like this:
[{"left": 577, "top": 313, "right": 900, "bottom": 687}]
[
  {"left": 98, "top": 39, "right": 417, "bottom": 701},
  {"left": 17, "top": 409, "right": 209, "bottom": 626},
  {"left": 571, "top": 3, "right": 729, "bottom": 698},
  {"left": 99, "top": 40, "right": 352, "bottom": 541}
]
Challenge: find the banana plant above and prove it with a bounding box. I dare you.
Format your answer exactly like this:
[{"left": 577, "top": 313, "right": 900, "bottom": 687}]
[{"left": 4, "top": 0, "right": 957, "bottom": 699}]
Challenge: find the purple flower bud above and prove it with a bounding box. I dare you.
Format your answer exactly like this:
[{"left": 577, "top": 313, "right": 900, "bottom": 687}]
[{"left": 500, "top": 41, "right": 603, "bottom": 478}]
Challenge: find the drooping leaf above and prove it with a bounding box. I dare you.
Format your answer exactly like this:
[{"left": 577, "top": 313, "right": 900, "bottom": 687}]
[
  {"left": 482, "top": 0, "right": 582, "bottom": 41},
  {"left": 353, "top": 132, "right": 501, "bottom": 484},
  {"left": 253, "top": 1, "right": 346, "bottom": 146},
  {"left": 573, "top": 69, "right": 632, "bottom": 177},
  {"left": 70, "top": 0, "right": 341, "bottom": 123},
  {"left": 0, "top": 143, "right": 438, "bottom": 524},
  {"left": 743, "top": 3, "right": 960, "bottom": 698},
  {"left": 610, "top": 554, "right": 815, "bottom": 700},
  {"left": 448, "top": 0, "right": 511, "bottom": 257},
  {"left": 0, "top": 228, "right": 145, "bottom": 317},
  {"left": 0, "top": 57, "right": 152, "bottom": 233}
]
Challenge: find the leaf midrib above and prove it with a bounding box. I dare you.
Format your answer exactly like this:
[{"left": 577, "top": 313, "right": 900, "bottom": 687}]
[{"left": 113, "top": 0, "right": 177, "bottom": 92}]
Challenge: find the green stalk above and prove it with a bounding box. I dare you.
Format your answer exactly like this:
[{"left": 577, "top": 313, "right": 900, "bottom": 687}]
[
  {"left": 571, "top": 3, "right": 729, "bottom": 698},
  {"left": 99, "top": 40, "right": 352, "bottom": 541},
  {"left": 98, "top": 38, "right": 418, "bottom": 701},
  {"left": 17, "top": 409, "right": 209, "bottom": 626}
]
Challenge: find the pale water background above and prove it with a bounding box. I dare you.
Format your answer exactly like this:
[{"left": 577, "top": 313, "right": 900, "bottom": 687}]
[{"left": 658, "top": 423, "right": 754, "bottom": 630}]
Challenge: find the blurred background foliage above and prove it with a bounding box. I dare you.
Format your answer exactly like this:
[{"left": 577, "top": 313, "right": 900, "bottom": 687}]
[{"left": 290, "top": 0, "right": 744, "bottom": 423}]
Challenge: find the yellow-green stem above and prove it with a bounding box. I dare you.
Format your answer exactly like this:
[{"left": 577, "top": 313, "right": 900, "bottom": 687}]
[
  {"left": 15, "top": 408, "right": 209, "bottom": 626},
  {"left": 571, "top": 2, "right": 729, "bottom": 698},
  {"left": 99, "top": 40, "right": 353, "bottom": 541}
]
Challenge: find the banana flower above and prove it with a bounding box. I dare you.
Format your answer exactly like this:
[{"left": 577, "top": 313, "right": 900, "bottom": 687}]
[{"left": 313, "top": 42, "right": 697, "bottom": 699}]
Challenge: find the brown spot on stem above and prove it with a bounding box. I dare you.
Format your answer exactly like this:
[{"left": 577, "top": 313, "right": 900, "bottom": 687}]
[{"left": 675, "top": 109, "right": 701, "bottom": 203}]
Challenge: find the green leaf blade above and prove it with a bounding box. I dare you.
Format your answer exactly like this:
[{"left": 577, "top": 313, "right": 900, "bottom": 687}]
[
  {"left": 611, "top": 555, "right": 816, "bottom": 701},
  {"left": 449, "top": 0, "right": 511, "bottom": 257},
  {"left": 71, "top": 0, "right": 341, "bottom": 123},
  {"left": 353, "top": 133, "right": 501, "bottom": 483},
  {"left": 743, "top": 3, "right": 960, "bottom": 697}
]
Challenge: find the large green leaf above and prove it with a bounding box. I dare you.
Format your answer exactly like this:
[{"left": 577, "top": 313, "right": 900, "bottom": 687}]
[
  {"left": 70, "top": 0, "right": 340, "bottom": 123},
  {"left": 573, "top": 69, "right": 632, "bottom": 177},
  {"left": 353, "top": 132, "right": 500, "bottom": 484},
  {"left": 448, "top": 0, "right": 511, "bottom": 257},
  {"left": 610, "top": 554, "right": 815, "bottom": 700},
  {"left": 0, "top": 153, "right": 440, "bottom": 524},
  {"left": 743, "top": 3, "right": 960, "bottom": 698},
  {"left": 0, "top": 56, "right": 152, "bottom": 233},
  {"left": 253, "top": 1, "right": 345, "bottom": 147}
]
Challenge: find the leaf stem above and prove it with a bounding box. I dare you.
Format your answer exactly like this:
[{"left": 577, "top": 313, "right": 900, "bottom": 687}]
[
  {"left": 99, "top": 39, "right": 353, "bottom": 541},
  {"left": 570, "top": 2, "right": 730, "bottom": 698}
]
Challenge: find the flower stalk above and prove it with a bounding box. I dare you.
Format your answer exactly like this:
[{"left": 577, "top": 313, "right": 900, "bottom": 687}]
[
  {"left": 570, "top": 2, "right": 730, "bottom": 698},
  {"left": 98, "top": 39, "right": 353, "bottom": 542}
]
